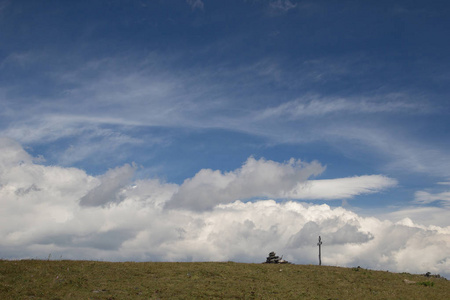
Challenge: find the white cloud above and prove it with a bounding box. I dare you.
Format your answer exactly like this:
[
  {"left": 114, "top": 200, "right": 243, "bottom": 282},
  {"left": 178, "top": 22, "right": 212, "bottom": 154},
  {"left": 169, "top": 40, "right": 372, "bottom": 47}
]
[
  {"left": 269, "top": 0, "right": 297, "bottom": 13},
  {"left": 375, "top": 206, "right": 450, "bottom": 228},
  {"left": 415, "top": 190, "right": 450, "bottom": 206},
  {"left": 288, "top": 175, "right": 397, "bottom": 200},
  {"left": 0, "top": 137, "right": 33, "bottom": 169},
  {"left": 2, "top": 115, "right": 148, "bottom": 166},
  {"left": 258, "top": 95, "right": 425, "bottom": 120},
  {"left": 165, "top": 157, "right": 326, "bottom": 210},
  {"left": 1, "top": 139, "right": 448, "bottom": 278},
  {"left": 166, "top": 159, "right": 397, "bottom": 211},
  {"left": 80, "top": 164, "right": 136, "bottom": 207},
  {"left": 323, "top": 125, "right": 450, "bottom": 178},
  {"left": 2, "top": 115, "right": 141, "bottom": 144},
  {"left": 1, "top": 53, "right": 441, "bottom": 180}
]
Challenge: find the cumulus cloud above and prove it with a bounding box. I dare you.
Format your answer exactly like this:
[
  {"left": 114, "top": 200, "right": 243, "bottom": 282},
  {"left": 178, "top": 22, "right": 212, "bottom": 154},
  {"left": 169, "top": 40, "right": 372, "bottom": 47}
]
[
  {"left": 376, "top": 206, "right": 450, "bottom": 228},
  {"left": 165, "top": 159, "right": 397, "bottom": 211},
  {"left": 288, "top": 221, "right": 373, "bottom": 248},
  {"left": 165, "top": 157, "right": 325, "bottom": 211},
  {"left": 80, "top": 164, "right": 136, "bottom": 207},
  {"left": 0, "top": 137, "right": 33, "bottom": 168},
  {"left": 1, "top": 139, "right": 449, "bottom": 278}
]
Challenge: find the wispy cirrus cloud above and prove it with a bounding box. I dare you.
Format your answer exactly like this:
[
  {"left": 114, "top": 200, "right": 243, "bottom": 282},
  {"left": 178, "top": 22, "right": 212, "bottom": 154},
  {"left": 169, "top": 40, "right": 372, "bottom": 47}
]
[
  {"left": 322, "top": 125, "right": 450, "bottom": 178},
  {"left": 415, "top": 190, "right": 450, "bottom": 206},
  {"left": 269, "top": 0, "right": 297, "bottom": 13},
  {"left": 2, "top": 115, "right": 147, "bottom": 166},
  {"left": 0, "top": 50, "right": 445, "bottom": 180},
  {"left": 437, "top": 182, "right": 450, "bottom": 185},
  {"left": 186, "top": 0, "right": 204, "bottom": 11},
  {"left": 0, "top": 0, "right": 10, "bottom": 16},
  {"left": 256, "top": 94, "right": 429, "bottom": 120}
]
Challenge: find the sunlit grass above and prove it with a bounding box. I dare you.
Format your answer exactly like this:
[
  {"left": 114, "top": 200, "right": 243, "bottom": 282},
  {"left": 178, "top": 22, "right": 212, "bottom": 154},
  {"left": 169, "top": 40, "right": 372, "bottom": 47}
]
[{"left": 0, "top": 260, "right": 448, "bottom": 299}]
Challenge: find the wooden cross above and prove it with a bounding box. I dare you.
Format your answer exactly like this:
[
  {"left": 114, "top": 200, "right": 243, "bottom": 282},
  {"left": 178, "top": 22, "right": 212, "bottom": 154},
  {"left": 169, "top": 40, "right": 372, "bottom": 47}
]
[{"left": 317, "top": 236, "right": 322, "bottom": 266}]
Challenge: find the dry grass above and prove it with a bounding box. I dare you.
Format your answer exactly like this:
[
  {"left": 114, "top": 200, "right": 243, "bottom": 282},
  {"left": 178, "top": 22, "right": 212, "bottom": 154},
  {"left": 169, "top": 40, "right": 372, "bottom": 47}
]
[{"left": 0, "top": 260, "right": 448, "bottom": 299}]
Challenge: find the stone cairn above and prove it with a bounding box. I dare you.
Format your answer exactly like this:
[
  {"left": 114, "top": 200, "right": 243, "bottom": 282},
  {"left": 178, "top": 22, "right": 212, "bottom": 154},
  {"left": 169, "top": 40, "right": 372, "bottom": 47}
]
[{"left": 264, "top": 251, "right": 289, "bottom": 264}]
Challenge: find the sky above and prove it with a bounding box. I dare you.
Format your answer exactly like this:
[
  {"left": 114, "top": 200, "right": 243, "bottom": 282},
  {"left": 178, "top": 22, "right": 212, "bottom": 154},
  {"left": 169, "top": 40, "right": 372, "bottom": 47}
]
[{"left": 1, "top": 0, "right": 450, "bottom": 277}]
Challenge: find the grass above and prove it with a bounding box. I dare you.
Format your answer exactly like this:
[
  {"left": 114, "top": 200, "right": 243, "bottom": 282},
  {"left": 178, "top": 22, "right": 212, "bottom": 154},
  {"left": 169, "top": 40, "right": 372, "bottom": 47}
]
[{"left": 0, "top": 260, "right": 448, "bottom": 299}]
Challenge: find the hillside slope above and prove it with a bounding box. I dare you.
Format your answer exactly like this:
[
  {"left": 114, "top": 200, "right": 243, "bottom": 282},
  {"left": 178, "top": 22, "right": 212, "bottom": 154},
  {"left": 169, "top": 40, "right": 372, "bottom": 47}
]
[{"left": 0, "top": 260, "right": 448, "bottom": 299}]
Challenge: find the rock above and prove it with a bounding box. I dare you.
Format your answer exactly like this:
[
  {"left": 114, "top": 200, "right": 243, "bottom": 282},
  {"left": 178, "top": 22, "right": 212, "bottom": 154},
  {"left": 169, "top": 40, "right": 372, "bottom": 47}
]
[{"left": 403, "top": 279, "right": 416, "bottom": 284}]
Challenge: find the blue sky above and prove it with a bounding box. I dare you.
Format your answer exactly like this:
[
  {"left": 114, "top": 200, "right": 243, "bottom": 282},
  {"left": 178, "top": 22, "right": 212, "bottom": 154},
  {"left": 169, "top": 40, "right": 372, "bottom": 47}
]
[{"left": 1, "top": 0, "right": 449, "bottom": 277}]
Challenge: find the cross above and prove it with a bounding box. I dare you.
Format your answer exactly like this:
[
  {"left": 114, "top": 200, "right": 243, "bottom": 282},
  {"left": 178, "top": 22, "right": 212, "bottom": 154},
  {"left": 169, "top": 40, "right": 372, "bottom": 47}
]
[{"left": 317, "top": 236, "right": 322, "bottom": 266}]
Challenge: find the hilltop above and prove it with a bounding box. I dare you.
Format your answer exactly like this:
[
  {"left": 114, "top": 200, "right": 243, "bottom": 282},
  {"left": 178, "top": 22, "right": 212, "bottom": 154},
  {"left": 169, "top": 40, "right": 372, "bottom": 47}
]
[{"left": 0, "top": 260, "right": 448, "bottom": 299}]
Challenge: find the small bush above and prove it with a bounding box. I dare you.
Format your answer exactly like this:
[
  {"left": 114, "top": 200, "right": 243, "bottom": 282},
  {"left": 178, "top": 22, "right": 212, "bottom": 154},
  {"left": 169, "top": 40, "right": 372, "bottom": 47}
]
[{"left": 418, "top": 281, "right": 434, "bottom": 287}]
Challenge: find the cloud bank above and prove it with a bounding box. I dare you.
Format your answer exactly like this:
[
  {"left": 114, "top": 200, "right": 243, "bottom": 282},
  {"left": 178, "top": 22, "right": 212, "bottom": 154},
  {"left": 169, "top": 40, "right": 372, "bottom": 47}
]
[{"left": 1, "top": 138, "right": 449, "bottom": 278}]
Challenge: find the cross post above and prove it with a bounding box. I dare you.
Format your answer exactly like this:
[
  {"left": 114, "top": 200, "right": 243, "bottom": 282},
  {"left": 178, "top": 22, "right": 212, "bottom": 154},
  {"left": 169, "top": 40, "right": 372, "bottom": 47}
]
[{"left": 317, "top": 236, "right": 322, "bottom": 266}]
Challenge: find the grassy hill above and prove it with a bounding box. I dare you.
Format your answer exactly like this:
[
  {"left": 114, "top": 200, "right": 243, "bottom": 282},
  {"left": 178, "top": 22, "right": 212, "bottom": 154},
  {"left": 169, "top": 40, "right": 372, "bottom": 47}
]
[{"left": 0, "top": 260, "right": 448, "bottom": 299}]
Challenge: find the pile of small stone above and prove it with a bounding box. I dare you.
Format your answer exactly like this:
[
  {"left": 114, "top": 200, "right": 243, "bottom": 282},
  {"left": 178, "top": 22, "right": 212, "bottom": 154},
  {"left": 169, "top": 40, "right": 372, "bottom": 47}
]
[{"left": 264, "top": 251, "right": 289, "bottom": 264}]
